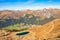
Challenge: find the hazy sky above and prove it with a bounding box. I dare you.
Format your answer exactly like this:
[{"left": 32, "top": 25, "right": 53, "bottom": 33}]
[{"left": 0, "top": 0, "right": 60, "bottom": 10}]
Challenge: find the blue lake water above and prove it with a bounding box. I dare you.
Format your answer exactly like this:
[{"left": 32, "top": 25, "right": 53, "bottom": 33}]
[{"left": 16, "top": 31, "right": 29, "bottom": 36}]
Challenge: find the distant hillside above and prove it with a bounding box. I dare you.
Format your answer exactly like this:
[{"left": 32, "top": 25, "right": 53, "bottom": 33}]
[
  {"left": 0, "top": 14, "right": 55, "bottom": 28},
  {"left": 0, "top": 8, "right": 60, "bottom": 19}
]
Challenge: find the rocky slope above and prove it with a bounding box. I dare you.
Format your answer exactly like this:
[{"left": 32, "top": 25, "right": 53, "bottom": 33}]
[{"left": 19, "top": 19, "right": 60, "bottom": 40}]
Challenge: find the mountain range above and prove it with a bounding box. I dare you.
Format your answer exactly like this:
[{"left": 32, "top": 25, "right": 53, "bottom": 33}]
[{"left": 0, "top": 8, "right": 60, "bottom": 19}]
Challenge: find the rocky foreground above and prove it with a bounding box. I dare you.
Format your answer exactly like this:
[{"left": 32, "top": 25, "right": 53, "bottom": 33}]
[{"left": 0, "top": 19, "right": 60, "bottom": 40}]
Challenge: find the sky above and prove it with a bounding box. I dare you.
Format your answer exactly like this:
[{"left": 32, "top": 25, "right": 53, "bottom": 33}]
[{"left": 0, "top": 0, "right": 60, "bottom": 10}]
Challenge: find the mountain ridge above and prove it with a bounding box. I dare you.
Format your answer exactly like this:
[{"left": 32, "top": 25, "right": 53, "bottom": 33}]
[{"left": 0, "top": 8, "right": 60, "bottom": 19}]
